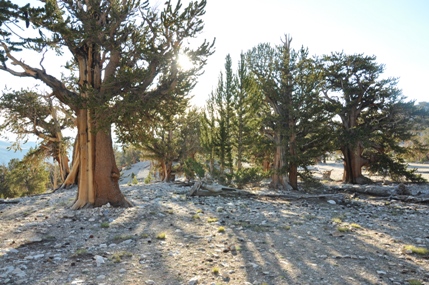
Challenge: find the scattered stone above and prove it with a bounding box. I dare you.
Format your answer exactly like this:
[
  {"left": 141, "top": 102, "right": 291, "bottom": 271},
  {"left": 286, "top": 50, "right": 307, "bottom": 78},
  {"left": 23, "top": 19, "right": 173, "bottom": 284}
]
[
  {"left": 188, "top": 276, "right": 200, "bottom": 285},
  {"left": 0, "top": 170, "right": 428, "bottom": 285},
  {"left": 94, "top": 255, "right": 105, "bottom": 267}
]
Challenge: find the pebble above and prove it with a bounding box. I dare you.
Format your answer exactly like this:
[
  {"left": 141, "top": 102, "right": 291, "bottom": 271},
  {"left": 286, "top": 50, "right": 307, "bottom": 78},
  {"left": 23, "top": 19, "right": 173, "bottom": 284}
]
[
  {"left": 1, "top": 179, "right": 428, "bottom": 284},
  {"left": 188, "top": 276, "right": 200, "bottom": 285}
]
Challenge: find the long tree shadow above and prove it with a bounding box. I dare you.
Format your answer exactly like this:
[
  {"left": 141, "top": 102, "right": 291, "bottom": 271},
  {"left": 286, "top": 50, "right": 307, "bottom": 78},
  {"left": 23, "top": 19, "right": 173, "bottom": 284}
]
[{"left": 1, "top": 182, "right": 428, "bottom": 285}]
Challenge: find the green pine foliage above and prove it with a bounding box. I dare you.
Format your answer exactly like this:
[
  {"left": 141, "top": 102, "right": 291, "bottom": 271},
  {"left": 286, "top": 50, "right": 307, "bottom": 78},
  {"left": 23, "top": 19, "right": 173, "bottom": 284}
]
[
  {"left": 322, "top": 52, "right": 426, "bottom": 183},
  {"left": 1, "top": 152, "right": 49, "bottom": 198}
]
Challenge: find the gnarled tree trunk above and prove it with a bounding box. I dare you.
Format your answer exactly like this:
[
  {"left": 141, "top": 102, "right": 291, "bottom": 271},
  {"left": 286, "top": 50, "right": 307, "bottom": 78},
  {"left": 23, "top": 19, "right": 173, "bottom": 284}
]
[
  {"left": 71, "top": 109, "right": 132, "bottom": 209},
  {"left": 342, "top": 144, "right": 371, "bottom": 184}
]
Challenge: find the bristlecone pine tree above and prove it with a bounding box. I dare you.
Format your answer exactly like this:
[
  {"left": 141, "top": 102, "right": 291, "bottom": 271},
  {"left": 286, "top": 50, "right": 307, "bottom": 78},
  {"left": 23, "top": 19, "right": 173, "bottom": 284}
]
[
  {"left": 0, "top": 0, "right": 214, "bottom": 209},
  {"left": 322, "top": 52, "right": 425, "bottom": 183},
  {"left": 247, "top": 35, "right": 333, "bottom": 190},
  {"left": 0, "top": 89, "right": 73, "bottom": 185}
]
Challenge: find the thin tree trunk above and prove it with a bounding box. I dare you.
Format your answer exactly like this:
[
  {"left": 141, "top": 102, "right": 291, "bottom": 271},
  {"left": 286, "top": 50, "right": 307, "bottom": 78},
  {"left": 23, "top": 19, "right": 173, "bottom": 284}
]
[
  {"left": 289, "top": 163, "right": 298, "bottom": 190},
  {"left": 269, "top": 134, "right": 289, "bottom": 190}
]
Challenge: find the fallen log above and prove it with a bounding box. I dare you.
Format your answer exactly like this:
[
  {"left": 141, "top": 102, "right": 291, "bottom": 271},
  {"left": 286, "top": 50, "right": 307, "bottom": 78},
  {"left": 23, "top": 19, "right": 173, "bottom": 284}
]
[
  {"left": 188, "top": 182, "right": 346, "bottom": 203},
  {"left": 339, "top": 183, "right": 411, "bottom": 197}
]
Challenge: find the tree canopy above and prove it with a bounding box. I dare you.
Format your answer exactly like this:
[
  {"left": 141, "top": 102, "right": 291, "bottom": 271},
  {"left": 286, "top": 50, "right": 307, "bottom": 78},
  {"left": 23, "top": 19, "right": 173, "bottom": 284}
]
[{"left": 0, "top": 0, "right": 214, "bottom": 208}]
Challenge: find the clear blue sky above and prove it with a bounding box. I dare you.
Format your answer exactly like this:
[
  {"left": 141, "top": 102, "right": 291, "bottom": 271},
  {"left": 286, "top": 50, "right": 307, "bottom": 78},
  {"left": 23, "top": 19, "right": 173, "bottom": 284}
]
[
  {"left": 189, "top": 0, "right": 429, "bottom": 106},
  {"left": 2, "top": 0, "right": 429, "bottom": 107}
]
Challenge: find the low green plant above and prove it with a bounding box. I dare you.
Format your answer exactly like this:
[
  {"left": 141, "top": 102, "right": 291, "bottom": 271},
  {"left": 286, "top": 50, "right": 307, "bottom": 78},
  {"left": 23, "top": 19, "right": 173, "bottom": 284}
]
[
  {"left": 144, "top": 175, "right": 152, "bottom": 184},
  {"left": 113, "top": 235, "right": 134, "bottom": 242},
  {"left": 218, "top": 226, "right": 225, "bottom": 233},
  {"left": 100, "top": 222, "right": 110, "bottom": 228},
  {"left": 408, "top": 279, "right": 423, "bottom": 285},
  {"left": 74, "top": 248, "right": 88, "bottom": 256},
  {"left": 233, "top": 167, "right": 265, "bottom": 187},
  {"left": 183, "top": 158, "right": 205, "bottom": 180},
  {"left": 132, "top": 175, "right": 138, "bottom": 185},
  {"left": 404, "top": 245, "right": 429, "bottom": 255},
  {"left": 331, "top": 217, "right": 343, "bottom": 224},
  {"left": 207, "top": 217, "right": 218, "bottom": 223},
  {"left": 350, "top": 223, "right": 362, "bottom": 229},
  {"left": 192, "top": 214, "right": 200, "bottom": 220},
  {"left": 337, "top": 226, "right": 350, "bottom": 233},
  {"left": 156, "top": 232, "right": 166, "bottom": 240},
  {"left": 212, "top": 267, "right": 220, "bottom": 275},
  {"left": 110, "top": 251, "right": 132, "bottom": 263}
]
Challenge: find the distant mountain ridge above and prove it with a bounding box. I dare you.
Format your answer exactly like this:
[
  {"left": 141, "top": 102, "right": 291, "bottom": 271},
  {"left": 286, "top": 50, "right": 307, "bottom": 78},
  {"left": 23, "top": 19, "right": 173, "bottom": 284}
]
[{"left": 0, "top": 140, "right": 38, "bottom": 165}]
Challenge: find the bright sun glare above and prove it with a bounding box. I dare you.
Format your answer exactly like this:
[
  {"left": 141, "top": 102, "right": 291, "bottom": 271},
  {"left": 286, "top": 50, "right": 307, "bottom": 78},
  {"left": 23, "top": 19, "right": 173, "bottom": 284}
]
[{"left": 177, "top": 53, "right": 194, "bottom": 70}]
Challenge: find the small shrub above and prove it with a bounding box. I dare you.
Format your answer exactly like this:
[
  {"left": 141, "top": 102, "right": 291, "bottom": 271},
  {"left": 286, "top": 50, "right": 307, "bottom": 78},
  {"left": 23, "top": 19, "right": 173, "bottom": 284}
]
[
  {"left": 331, "top": 217, "right": 342, "bottom": 224},
  {"left": 350, "top": 223, "right": 362, "bottom": 229},
  {"left": 113, "top": 235, "right": 134, "bottom": 242},
  {"left": 132, "top": 176, "right": 138, "bottom": 185},
  {"left": 183, "top": 158, "right": 205, "bottom": 180},
  {"left": 234, "top": 167, "right": 264, "bottom": 187},
  {"left": 144, "top": 175, "right": 152, "bottom": 184},
  {"left": 337, "top": 226, "right": 350, "bottom": 233},
  {"left": 100, "top": 222, "right": 110, "bottom": 228},
  {"left": 140, "top": 233, "right": 150, "bottom": 238},
  {"left": 212, "top": 267, "right": 220, "bottom": 275},
  {"left": 192, "top": 214, "right": 200, "bottom": 220},
  {"left": 74, "top": 248, "right": 88, "bottom": 256},
  {"left": 156, "top": 232, "right": 166, "bottom": 240},
  {"left": 404, "top": 245, "right": 429, "bottom": 255},
  {"left": 218, "top": 226, "right": 225, "bottom": 233},
  {"left": 110, "top": 251, "right": 132, "bottom": 263},
  {"left": 207, "top": 217, "right": 218, "bottom": 223},
  {"left": 408, "top": 280, "right": 423, "bottom": 285}
]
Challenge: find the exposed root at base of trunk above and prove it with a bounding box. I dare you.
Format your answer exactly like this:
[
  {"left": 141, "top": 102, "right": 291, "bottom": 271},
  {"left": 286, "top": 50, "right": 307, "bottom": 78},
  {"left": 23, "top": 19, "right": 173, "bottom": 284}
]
[
  {"left": 70, "top": 200, "right": 93, "bottom": 210},
  {"left": 71, "top": 197, "right": 134, "bottom": 209},
  {"left": 107, "top": 197, "right": 134, "bottom": 208}
]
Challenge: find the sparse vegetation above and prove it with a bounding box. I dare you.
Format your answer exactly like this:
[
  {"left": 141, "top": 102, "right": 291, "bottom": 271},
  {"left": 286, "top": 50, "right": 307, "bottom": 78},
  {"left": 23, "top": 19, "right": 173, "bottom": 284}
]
[
  {"left": 212, "top": 267, "right": 220, "bottom": 275},
  {"left": 73, "top": 248, "right": 88, "bottom": 257},
  {"left": 156, "top": 232, "right": 166, "bottom": 240},
  {"left": 337, "top": 226, "right": 350, "bottom": 233},
  {"left": 408, "top": 279, "right": 423, "bottom": 285},
  {"left": 192, "top": 214, "right": 201, "bottom": 220},
  {"left": 404, "top": 245, "right": 429, "bottom": 255},
  {"left": 207, "top": 217, "right": 218, "bottom": 223},
  {"left": 331, "top": 217, "right": 343, "bottom": 224},
  {"left": 350, "top": 223, "right": 362, "bottom": 229},
  {"left": 100, "top": 222, "right": 110, "bottom": 228},
  {"left": 110, "top": 251, "right": 133, "bottom": 263},
  {"left": 144, "top": 175, "right": 152, "bottom": 184},
  {"left": 112, "top": 235, "right": 134, "bottom": 242},
  {"left": 218, "top": 226, "right": 225, "bottom": 233}
]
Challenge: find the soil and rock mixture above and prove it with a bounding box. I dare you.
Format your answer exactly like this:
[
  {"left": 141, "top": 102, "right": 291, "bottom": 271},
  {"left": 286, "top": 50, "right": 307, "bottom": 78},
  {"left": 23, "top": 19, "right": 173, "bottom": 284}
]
[{"left": 1, "top": 163, "right": 429, "bottom": 285}]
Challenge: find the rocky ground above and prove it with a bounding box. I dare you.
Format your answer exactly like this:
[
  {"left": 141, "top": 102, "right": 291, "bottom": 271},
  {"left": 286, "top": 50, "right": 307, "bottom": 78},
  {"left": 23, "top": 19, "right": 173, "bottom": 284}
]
[{"left": 1, "top": 163, "right": 429, "bottom": 285}]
